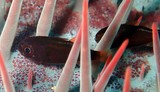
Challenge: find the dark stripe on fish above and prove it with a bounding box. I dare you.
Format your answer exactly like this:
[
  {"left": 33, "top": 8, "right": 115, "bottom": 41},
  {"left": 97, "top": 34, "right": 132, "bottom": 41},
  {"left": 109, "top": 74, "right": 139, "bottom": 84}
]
[{"left": 95, "top": 24, "right": 160, "bottom": 48}]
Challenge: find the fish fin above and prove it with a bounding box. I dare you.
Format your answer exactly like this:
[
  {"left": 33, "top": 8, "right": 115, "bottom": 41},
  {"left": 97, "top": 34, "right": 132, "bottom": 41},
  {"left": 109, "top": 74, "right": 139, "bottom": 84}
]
[
  {"left": 99, "top": 50, "right": 112, "bottom": 62},
  {"left": 56, "top": 37, "right": 69, "bottom": 41},
  {"left": 91, "top": 49, "right": 112, "bottom": 62},
  {"left": 135, "top": 15, "right": 142, "bottom": 26},
  {"left": 91, "top": 50, "right": 112, "bottom": 79},
  {"left": 70, "top": 37, "right": 76, "bottom": 43}
]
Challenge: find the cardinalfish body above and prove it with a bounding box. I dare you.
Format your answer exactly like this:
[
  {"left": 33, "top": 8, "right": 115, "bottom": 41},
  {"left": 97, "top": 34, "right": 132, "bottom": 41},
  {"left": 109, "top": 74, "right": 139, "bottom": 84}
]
[
  {"left": 18, "top": 36, "right": 108, "bottom": 65},
  {"left": 96, "top": 24, "right": 160, "bottom": 48},
  {"left": 18, "top": 24, "right": 159, "bottom": 65}
]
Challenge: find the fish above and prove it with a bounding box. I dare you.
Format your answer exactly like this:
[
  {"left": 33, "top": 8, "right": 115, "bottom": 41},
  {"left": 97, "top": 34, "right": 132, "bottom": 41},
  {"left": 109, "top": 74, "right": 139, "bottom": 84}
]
[
  {"left": 18, "top": 36, "right": 108, "bottom": 65},
  {"left": 18, "top": 24, "right": 157, "bottom": 65},
  {"left": 95, "top": 24, "right": 160, "bottom": 48}
]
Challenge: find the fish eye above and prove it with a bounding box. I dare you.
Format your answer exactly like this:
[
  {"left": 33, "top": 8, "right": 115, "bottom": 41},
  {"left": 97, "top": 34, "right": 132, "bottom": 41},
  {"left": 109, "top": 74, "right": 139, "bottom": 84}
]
[{"left": 24, "top": 47, "right": 32, "bottom": 54}]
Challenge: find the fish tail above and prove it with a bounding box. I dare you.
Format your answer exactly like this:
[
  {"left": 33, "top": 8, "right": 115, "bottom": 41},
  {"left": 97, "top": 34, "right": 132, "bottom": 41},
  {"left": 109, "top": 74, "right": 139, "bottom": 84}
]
[
  {"left": 91, "top": 50, "right": 112, "bottom": 79},
  {"left": 99, "top": 50, "right": 112, "bottom": 62},
  {"left": 91, "top": 50, "right": 112, "bottom": 62}
]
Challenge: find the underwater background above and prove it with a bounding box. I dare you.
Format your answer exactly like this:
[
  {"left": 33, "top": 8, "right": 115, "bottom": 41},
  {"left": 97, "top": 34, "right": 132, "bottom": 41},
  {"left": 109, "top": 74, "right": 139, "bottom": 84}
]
[{"left": 0, "top": 0, "right": 160, "bottom": 92}]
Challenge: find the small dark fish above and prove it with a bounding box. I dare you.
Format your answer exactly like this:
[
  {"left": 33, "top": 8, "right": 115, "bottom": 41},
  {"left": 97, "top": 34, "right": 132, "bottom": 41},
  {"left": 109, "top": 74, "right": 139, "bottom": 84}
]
[
  {"left": 18, "top": 36, "right": 108, "bottom": 65},
  {"left": 95, "top": 24, "right": 160, "bottom": 48}
]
